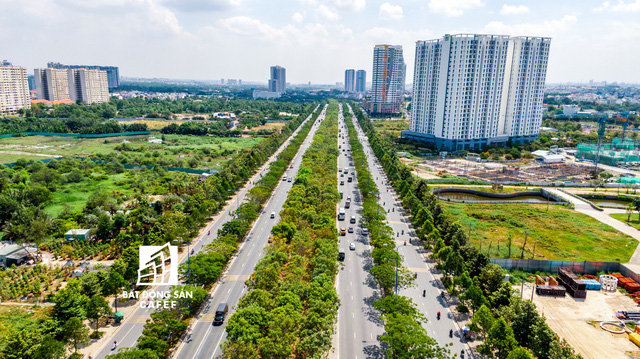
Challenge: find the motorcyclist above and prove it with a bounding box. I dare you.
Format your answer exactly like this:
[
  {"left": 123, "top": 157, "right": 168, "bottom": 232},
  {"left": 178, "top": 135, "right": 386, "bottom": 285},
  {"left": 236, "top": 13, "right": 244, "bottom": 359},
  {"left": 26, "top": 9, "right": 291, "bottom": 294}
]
[
  {"left": 423, "top": 289, "right": 426, "bottom": 297},
  {"left": 112, "top": 341, "right": 118, "bottom": 350},
  {"left": 401, "top": 230, "right": 404, "bottom": 235},
  {"left": 449, "top": 329, "right": 453, "bottom": 338},
  {"left": 437, "top": 312, "right": 441, "bottom": 320}
]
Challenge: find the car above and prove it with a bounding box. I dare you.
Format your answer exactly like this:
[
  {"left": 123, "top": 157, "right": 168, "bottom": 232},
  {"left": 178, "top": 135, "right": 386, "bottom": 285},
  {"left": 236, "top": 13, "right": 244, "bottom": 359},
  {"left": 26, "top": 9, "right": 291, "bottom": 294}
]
[
  {"left": 213, "top": 303, "right": 228, "bottom": 326},
  {"left": 349, "top": 243, "right": 356, "bottom": 251},
  {"left": 338, "top": 252, "right": 345, "bottom": 261},
  {"left": 282, "top": 175, "right": 287, "bottom": 181},
  {"left": 270, "top": 212, "right": 275, "bottom": 219},
  {"left": 290, "top": 165, "right": 294, "bottom": 168},
  {"left": 288, "top": 177, "right": 293, "bottom": 182},
  {"left": 348, "top": 226, "right": 354, "bottom": 233},
  {"left": 361, "top": 228, "right": 369, "bottom": 235},
  {"left": 268, "top": 235, "right": 274, "bottom": 243},
  {"left": 340, "top": 180, "right": 344, "bottom": 185},
  {"left": 340, "top": 228, "right": 346, "bottom": 236},
  {"left": 350, "top": 216, "right": 356, "bottom": 224}
]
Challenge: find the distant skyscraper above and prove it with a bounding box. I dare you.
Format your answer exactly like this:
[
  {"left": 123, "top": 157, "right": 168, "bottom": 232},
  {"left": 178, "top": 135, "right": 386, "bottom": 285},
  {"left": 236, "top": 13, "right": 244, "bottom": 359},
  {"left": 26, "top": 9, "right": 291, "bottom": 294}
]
[
  {"left": 0, "top": 61, "right": 30, "bottom": 115},
  {"left": 35, "top": 68, "right": 71, "bottom": 101},
  {"left": 369, "top": 45, "right": 406, "bottom": 114},
  {"left": 68, "top": 68, "right": 110, "bottom": 104},
  {"left": 355, "top": 70, "right": 366, "bottom": 92},
  {"left": 268, "top": 66, "right": 286, "bottom": 93},
  {"left": 344, "top": 69, "right": 355, "bottom": 92},
  {"left": 48, "top": 62, "right": 120, "bottom": 88},
  {"left": 404, "top": 34, "right": 551, "bottom": 150}
]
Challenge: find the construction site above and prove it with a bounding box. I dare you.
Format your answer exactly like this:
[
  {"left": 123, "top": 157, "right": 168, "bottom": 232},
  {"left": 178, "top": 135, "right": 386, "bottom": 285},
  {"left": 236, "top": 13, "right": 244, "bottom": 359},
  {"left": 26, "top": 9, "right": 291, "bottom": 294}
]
[
  {"left": 578, "top": 138, "right": 640, "bottom": 167},
  {"left": 419, "top": 158, "right": 597, "bottom": 183}
]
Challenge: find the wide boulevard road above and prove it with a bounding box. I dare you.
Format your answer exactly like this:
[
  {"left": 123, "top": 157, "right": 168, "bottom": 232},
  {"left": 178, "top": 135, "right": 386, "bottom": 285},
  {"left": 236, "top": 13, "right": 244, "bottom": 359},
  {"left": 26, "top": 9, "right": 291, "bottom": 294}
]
[
  {"left": 330, "top": 104, "right": 385, "bottom": 359},
  {"left": 94, "top": 104, "right": 323, "bottom": 359},
  {"left": 347, "top": 104, "right": 469, "bottom": 358},
  {"left": 171, "top": 104, "right": 328, "bottom": 359}
]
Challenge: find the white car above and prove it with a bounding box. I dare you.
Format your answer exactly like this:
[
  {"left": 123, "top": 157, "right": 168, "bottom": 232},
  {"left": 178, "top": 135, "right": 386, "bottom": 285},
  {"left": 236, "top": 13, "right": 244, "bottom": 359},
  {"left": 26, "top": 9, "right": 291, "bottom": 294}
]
[
  {"left": 349, "top": 243, "right": 356, "bottom": 251},
  {"left": 270, "top": 212, "right": 275, "bottom": 219}
]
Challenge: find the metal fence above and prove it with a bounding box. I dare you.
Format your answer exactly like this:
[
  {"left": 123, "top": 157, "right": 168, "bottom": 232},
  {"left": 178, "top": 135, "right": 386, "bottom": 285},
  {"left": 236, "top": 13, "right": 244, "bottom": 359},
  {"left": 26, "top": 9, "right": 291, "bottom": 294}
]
[
  {"left": 0, "top": 131, "right": 151, "bottom": 139},
  {"left": 490, "top": 258, "right": 621, "bottom": 275}
]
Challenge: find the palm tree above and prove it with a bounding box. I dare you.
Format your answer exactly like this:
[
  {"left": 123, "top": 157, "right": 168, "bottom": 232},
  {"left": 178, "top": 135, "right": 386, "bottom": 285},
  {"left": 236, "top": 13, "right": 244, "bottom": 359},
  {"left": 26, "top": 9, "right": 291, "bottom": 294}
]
[{"left": 627, "top": 202, "right": 634, "bottom": 224}]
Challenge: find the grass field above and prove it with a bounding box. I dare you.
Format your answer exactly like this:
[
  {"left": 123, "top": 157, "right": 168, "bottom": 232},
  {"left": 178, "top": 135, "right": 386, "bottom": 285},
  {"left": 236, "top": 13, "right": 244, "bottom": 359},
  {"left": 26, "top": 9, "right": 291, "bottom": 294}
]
[
  {"left": 44, "top": 172, "right": 135, "bottom": 217},
  {"left": 0, "top": 135, "right": 264, "bottom": 170},
  {"left": 373, "top": 120, "right": 409, "bottom": 138},
  {"left": 116, "top": 120, "right": 184, "bottom": 130},
  {"left": 0, "top": 305, "right": 50, "bottom": 339},
  {"left": 442, "top": 202, "right": 637, "bottom": 262}
]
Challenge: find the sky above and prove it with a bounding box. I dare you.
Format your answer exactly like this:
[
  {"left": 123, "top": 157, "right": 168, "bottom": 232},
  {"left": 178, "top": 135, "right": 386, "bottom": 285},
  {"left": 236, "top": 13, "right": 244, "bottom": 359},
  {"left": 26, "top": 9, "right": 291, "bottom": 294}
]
[{"left": 1, "top": 0, "right": 639, "bottom": 85}]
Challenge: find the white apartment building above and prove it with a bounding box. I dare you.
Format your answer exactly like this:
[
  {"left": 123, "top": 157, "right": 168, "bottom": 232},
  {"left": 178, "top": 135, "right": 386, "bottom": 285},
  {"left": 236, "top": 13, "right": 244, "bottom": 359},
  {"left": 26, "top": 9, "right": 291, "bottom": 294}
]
[
  {"left": 0, "top": 62, "right": 30, "bottom": 115},
  {"left": 405, "top": 34, "right": 551, "bottom": 150},
  {"left": 69, "top": 68, "right": 110, "bottom": 104},
  {"left": 369, "top": 45, "right": 406, "bottom": 114},
  {"left": 35, "top": 68, "right": 71, "bottom": 101}
]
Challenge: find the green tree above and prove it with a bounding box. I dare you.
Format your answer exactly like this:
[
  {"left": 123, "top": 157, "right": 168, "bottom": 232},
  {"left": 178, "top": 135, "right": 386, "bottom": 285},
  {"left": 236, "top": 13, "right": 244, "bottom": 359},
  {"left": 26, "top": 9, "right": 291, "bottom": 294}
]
[
  {"left": 63, "top": 317, "right": 90, "bottom": 353},
  {"left": 380, "top": 313, "right": 448, "bottom": 359},
  {"left": 460, "top": 285, "right": 488, "bottom": 314},
  {"left": 478, "top": 317, "right": 518, "bottom": 359},
  {"left": 471, "top": 304, "right": 494, "bottom": 339},
  {"left": 86, "top": 295, "right": 112, "bottom": 331},
  {"left": 105, "top": 348, "right": 161, "bottom": 359},
  {"left": 51, "top": 281, "right": 89, "bottom": 323},
  {"left": 178, "top": 252, "right": 226, "bottom": 287},
  {"left": 506, "top": 347, "right": 535, "bottom": 359}
]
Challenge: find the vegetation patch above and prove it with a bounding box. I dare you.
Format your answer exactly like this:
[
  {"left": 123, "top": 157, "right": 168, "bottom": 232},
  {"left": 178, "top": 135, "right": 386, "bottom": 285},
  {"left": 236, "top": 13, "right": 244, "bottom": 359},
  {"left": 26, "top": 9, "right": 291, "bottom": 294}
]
[{"left": 442, "top": 202, "right": 636, "bottom": 262}]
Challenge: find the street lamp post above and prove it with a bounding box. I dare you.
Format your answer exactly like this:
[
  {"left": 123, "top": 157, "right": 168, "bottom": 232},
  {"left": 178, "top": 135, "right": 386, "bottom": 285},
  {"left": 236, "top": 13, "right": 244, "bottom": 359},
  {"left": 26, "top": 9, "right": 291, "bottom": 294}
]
[{"left": 395, "top": 245, "right": 401, "bottom": 295}]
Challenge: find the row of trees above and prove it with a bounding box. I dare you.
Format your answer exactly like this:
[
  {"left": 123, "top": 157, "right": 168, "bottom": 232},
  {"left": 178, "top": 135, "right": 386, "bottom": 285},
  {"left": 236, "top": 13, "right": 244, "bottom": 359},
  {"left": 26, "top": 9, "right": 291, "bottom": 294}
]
[
  {"left": 106, "top": 105, "right": 322, "bottom": 358},
  {"left": 352, "top": 103, "right": 583, "bottom": 359},
  {"left": 343, "top": 103, "right": 448, "bottom": 357},
  {"left": 222, "top": 102, "right": 341, "bottom": 357}
]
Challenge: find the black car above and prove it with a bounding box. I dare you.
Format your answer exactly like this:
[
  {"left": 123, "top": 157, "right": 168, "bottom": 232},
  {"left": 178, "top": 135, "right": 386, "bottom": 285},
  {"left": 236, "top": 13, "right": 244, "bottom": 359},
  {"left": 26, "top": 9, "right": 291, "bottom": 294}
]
[
  {"left": 338, "top": 252, "right": 345, "bottom": 261},
  {"left": 213, "top": 303, "right": 228, "bottom": 326}
]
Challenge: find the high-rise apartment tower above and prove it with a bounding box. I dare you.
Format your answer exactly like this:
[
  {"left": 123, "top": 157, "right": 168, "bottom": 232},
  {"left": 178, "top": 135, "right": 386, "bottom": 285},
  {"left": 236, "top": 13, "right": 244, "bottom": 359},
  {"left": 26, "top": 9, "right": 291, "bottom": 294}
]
[
  {"left": 355, "top": 70, "right": 366, "bottom": 93},
  {"left": 35, "top": 68, "right": 71, "bottom": 101},
  {"left": 404, "top": 34, "right": 551, "bottom": 150},
  {"left": 268, "top": 66, "right": 286, "bottom": 94},
  {"left": 68, "top": 68, "right": 110, "bottom": 104},
  {"left": 368, "top": 45, "right": 406, "bottom": 114},
  {"left": 345, "top": 69, "right": 355, "bottom": 92},
  {"left": 0, "top": 61, "right": 30, "bottom": 115},
  {"left": 48, "top": 62, "right": 120, "bottom": 88}
]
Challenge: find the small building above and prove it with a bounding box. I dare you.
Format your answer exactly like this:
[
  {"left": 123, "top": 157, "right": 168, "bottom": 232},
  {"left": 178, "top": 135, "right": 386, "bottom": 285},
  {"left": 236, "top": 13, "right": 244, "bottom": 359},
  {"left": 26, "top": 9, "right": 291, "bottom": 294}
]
[
  {"left": 537, "top": 154, "right": 564, "bottom": 164},
  {"left": 0, "top": 244, "right": 22, "bottom": 266},
  {"left": 65, "top": 229, "right": 92, "bottom": 241},
  {"left": 5, "top": 249, "right": 30, "bottom": 267}
]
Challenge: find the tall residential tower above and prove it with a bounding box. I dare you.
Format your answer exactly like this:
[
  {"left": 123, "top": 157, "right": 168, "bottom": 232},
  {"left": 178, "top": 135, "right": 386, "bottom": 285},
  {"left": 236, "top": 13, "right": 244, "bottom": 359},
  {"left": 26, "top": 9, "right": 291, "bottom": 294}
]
[
  {"left": 368, "top": 45, "right": 406, "bottom": 114},
  {"left": 268, "top": 66, "right": 286, "bottom": 94},
  {"left": 344, "top": 69, "right": 355, "bottom": 93},
  {"left": 404, "top": 34, "right": 551, "bottom": 150},
  {"left": 48, "top": 62, "right": 120, "bottom": 88},
  {"left": 0, "top": 61, "right": 30, "bottom": 115},
  {"left": 355, "top": 70, "right": 366, "bottom": 93}
]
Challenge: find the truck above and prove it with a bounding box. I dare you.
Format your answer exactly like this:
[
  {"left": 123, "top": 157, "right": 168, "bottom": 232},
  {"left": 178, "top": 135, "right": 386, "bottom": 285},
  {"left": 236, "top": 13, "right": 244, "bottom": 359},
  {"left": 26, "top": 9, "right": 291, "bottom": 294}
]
[{"left": 338, "top": 208, "right": 345, "bottom": 221}]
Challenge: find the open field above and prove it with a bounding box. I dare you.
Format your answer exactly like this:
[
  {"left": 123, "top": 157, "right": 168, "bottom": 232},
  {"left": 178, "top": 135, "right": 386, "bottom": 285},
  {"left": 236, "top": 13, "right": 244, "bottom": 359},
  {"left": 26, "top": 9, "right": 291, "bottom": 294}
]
[
  {"left": 45, "top": 172, "right": 134, "bottom": 217},
  {"left": 249, "top": 122, "right": 286, "bottom": 131},
  {"left": 0, "top": 134, "right": 264, "bottom": 170},
  {"left": 611, "top": 213, "right": 640, "bottom": 231},
  {"left": 372, "top": 119, "right": 409, "bottom": 137},
  {"left": 442, "top": 202, "right": 637, "bottom": 262},
  {"left": 0, "top": 305, "right": 50, "bottom": 339}
]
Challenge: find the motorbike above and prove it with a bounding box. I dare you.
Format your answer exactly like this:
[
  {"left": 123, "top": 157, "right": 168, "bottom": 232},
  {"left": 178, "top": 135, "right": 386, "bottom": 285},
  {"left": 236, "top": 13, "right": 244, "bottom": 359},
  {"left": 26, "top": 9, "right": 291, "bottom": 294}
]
[
  {"left": 449, "top": 329, "right": 453, "bottom": 338},
  {"left": 422, "top": 290, "right": 426, "bottom": 297},
  {"left": 437, "top": 312, "right": 441, "bottom": 320}
]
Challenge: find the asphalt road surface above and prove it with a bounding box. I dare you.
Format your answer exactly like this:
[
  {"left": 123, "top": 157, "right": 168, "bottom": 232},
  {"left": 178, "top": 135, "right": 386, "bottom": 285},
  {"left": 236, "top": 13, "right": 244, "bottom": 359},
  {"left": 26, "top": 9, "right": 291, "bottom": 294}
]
[
  {"left": 94, "top": 104, "right": 323, "bottom": 359},
  {"left": 347, "top": 104, "right": 469, "bottom": 359},
  {"left": 331, "top": 104, "right": 385, "bottom": 359}
]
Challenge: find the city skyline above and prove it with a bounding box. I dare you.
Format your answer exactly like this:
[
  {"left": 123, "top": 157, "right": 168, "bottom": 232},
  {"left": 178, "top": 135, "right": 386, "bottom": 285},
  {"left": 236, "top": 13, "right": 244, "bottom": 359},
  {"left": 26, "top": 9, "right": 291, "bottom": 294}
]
[{"left": 2, "top": 0, "right": 639, "bottom": 84}]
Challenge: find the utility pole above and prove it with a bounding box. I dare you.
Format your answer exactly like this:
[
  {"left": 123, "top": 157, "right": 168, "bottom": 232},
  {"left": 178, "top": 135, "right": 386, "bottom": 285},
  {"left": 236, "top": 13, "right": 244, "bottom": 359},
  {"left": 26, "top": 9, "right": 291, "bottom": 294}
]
[{"left": 395, "top": 246, "right": 401, "bottom": 295}]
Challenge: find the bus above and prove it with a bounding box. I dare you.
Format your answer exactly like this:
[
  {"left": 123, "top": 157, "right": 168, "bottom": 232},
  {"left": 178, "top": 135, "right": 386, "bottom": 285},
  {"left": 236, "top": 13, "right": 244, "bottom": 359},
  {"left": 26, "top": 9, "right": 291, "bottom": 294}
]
[{"left": 338, "top": 208, "right": 345, "bottom": 221}]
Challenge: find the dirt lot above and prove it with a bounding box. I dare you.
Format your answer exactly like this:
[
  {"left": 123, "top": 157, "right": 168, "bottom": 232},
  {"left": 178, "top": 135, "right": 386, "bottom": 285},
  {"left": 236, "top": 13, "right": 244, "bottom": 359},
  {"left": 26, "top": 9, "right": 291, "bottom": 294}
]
[{"left": 521, "top": 285, "right": 640, "bottom": 359}]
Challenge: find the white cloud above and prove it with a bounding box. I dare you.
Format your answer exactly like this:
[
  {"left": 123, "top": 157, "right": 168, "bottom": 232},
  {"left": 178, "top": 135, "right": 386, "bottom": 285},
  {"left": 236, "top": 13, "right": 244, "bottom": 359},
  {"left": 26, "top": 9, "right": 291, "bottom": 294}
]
[
  {"left": 483, "top": 15, "right": 577, "bottom": 37},
  {"left": 500, "top": 4, "right": 529, "bottom": 15},
  {"left": 292, "top": 12, "right": 304, "bottom": 23},
  {"left": 428, "top": 0, "right": 484, "bottom": 17},
  {"left": 318, "top": 4, "right": 340, "bottom": 20},
  {"left": 594, "top": 0, "right": 640, "bottom": 12},
  {"left": 333, "top": 0, "right": 365, "bottom": 11},
  {"left": 610, "top": 20, "right": 640, "bottom": 38},
  {"left": 379, "top": 2, "right": 403, "bottom": 20},
  {"left": 160, "top": 0, "right": 241, "bottom": 12}
]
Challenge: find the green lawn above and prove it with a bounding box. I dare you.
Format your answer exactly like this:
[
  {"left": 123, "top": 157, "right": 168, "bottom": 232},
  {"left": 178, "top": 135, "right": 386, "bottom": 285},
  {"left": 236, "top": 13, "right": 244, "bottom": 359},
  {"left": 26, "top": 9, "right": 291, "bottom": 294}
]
[
  {"left": 443, "top": 202, "right": 637, "bottom": 262},
  {"left": 0, "top": 305, "right": 49, "bottom": 340}
]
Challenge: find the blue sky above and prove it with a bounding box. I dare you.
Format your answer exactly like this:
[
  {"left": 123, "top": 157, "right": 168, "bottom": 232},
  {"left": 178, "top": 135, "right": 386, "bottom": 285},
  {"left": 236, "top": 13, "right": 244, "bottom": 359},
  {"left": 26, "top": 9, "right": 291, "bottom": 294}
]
[{"left": 2, "top": 0, "right": 639, "bottom": 84}]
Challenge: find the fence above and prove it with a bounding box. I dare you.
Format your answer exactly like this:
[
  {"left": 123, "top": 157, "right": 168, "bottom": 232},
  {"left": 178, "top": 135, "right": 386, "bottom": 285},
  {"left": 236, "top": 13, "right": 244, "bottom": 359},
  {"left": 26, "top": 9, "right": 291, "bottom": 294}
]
[{"left": 490, "top": 258, "right": 640, "bottom": 284}]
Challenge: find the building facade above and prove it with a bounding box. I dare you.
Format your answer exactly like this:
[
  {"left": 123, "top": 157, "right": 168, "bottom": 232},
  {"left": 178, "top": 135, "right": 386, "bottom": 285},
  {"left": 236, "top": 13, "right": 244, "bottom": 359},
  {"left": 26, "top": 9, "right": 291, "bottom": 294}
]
[
  {"left": 355, "top": 70, "right": 366, "bottom": 93},
  {"left": 35, "top": 68, "right": 71, "bottom": 101},
  {"left": 68, "top": 68, "right": 110, "bottom": 104},
  {"left": 404, "top": 34, "right": 551, "bottom": 150},
  {"left": 269, "top": 66, "right": 286, "bottom": 94},
  {"left": 345, "top": 69, "right": 355, "bottom": 92},
  {"left": 48, "top": 62, "right": 120, "bottom": 88},
  {"left": 0, "top": 62, "right": 30, "bottom": 115},
  {"left": 368, "top": 45, "right": 406, "bottom": 114}
]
